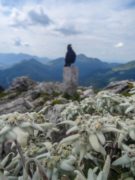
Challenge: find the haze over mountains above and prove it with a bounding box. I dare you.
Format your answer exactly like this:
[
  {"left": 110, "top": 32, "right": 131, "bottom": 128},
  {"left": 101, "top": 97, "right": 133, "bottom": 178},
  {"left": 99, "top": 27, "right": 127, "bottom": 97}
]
[
  {"left": 0, "top": 53, "right": 135, "bottom": 88},
  {"left": 0, "top": 53, "right": 50, "bottom": 69}
]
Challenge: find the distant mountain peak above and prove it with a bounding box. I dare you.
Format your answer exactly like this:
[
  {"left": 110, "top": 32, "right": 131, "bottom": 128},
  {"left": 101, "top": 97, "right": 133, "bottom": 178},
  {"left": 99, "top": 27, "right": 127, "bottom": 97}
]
[
  {"left": 0, "top": 53, "right": 50, "bottom": 68},
  {"left": 78, "top": 54, "right": 87, "bottom": 58}
]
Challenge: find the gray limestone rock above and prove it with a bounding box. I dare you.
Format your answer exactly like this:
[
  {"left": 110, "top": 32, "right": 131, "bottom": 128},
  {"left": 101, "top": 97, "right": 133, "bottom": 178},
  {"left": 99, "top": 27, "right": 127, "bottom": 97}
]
[
  {"left": 34, "top": 82, "right": 63, "bottom": 94},
  {"left": 0, "top": 98, "right": 31, "bottom": 115},
  {"left": 41, "top": 104, "right": 66, "bottom": 123},
  {"left": 81, "top": 88, "right": 95, "bottom": 98},
  {"left": 63, "top": 66, "right": 78, "bottom": 95},
  {"left": 0, "top": 80, "right": 66, "bottom": 115},
  {"left": 104, "top": 80, "right": 133, "bottom": 94},
  {"left": 9, "top": 76, "right": 37, "bottom": 92}
]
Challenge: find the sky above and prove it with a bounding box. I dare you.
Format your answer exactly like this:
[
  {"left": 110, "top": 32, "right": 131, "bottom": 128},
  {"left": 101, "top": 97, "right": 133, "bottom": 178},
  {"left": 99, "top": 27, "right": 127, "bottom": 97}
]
[{"left": 0, "top": 0, "right": 135, "bottom": 62}]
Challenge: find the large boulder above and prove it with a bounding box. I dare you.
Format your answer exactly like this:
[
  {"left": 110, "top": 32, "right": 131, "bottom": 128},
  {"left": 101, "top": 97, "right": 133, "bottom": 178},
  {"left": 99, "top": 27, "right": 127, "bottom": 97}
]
[
  {"left": 34, "top": 82, "right": 63, "bottom": 94},
  {"left": 104, "top": 80, "right": 134, "bottom": 94},
  {"left": 0, "top": 97, "right": 33, "bottom": 115},
  {"left": 9, "top": 76, "right": 37, "bottom": 92}
]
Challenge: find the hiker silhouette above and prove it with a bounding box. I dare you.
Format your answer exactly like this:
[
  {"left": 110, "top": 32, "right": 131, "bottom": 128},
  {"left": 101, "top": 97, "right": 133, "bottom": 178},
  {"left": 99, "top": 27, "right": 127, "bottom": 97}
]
[{"left": 64, "top": 44, "right": 76, "bottom": 67}]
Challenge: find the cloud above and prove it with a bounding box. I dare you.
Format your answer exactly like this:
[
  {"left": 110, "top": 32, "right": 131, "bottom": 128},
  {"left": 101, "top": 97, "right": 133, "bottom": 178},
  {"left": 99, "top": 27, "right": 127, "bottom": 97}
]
[
  {"left": 9, "top": 9, "right": 30, "bottom": 28},
  {"left": 115, "top": 42, "right": 124, "bottom": 48},
  {"left": 55, "top": 26, "right": 81, "bottom": 36},
  {"left": 14, "top": 38, "right": 22, "bottom": 46},
  {"left": 119, "top": 0, "right": 135, "bottom": 9},
  {"left": 10, "top": 7, "right": 53, "bottom": 28},
  {"left": 14, "top": 38, "right": 30, "bottom": 47},
  {"left": 1, "top": 0, "right": 22, "bottom": 7},
  {"left": 0, "top": 0, "right": 135, "bottom": 61},
  {"left": 11, "top": 19, "right": 29, "bottom": 29},
  {"left": 28, "top": 9, "right": 52, "bottom": 26},
  {"left": 0, "top": 0, "right": 44, "bottom": 8}
]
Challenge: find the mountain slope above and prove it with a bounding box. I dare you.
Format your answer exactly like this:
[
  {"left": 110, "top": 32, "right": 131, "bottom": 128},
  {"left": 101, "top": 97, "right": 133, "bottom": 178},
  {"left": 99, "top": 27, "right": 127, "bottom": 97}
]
[
  {"left": 109, "top": 60, "right": 135, "bottom": 81},
  {"left": 85, "top": 60, "right": 135, "bottom": 88},
  {"left": 0, "top": 59, "right": 52, "bottom": 87},
  {"left": 0, "top": 53, "right": 50, "bottom": 68},
  {"left": 113, "top": 60, "right": 135, "bottom": 71}
]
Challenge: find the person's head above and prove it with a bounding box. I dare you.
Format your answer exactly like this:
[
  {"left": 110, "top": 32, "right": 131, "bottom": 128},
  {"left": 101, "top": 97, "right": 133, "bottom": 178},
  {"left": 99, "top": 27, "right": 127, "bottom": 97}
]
[{"left": 67, "top": 44, "right": 72, "bottom": 51}]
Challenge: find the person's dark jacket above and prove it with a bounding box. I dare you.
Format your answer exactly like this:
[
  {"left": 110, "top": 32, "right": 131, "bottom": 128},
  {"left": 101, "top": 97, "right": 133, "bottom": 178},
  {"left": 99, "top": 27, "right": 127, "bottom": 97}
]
[{"left": 65, "top": 45, "right": 76, "bottom": 66}]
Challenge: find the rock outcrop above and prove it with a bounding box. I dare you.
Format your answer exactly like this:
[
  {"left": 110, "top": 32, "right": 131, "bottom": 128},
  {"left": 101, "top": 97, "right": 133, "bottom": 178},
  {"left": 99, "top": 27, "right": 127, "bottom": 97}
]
[
  {"left": 9, "top": 76, "right": 37, "bottom": 92},
  {"left": 0, "top": 98, "right": 33, "bottom": 114},
  {"left": 104, "top": 80, "right": 134, "bottom": 94},
  {"left": 0, "top": 77, "right": 67, "bottom": 115}
]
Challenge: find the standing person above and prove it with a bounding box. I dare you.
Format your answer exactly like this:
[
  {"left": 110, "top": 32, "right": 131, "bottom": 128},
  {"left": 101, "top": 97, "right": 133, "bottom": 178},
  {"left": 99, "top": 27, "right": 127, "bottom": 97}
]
[{"left": 64, "top": 44, "right": 76, "bottom": 67}]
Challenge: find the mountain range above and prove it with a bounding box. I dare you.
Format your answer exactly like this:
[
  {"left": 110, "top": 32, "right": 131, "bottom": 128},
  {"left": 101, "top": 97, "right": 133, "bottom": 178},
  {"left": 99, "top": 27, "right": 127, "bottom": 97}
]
[
  {"left": 0, "top": 53, "right": 135, "bottom": 89},
  {"left": 0, "top": 53, "right": 50, "bottom": 69}
]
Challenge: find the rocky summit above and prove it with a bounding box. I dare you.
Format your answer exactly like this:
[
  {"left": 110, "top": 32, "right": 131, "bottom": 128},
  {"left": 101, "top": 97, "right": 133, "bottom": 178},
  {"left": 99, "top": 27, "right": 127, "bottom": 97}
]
[
  {"left": 0, "top": 76, "right": 65, "bottom": 115},
  {"left": 0, "top": 76, "right": 135, "bottom": 179}
]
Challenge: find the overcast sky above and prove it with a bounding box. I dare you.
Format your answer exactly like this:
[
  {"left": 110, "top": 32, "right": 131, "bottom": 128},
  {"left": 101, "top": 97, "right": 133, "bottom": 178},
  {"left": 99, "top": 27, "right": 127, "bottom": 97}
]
[{"left": 0, "top": 0, "right": 135, "bottom": 62}]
